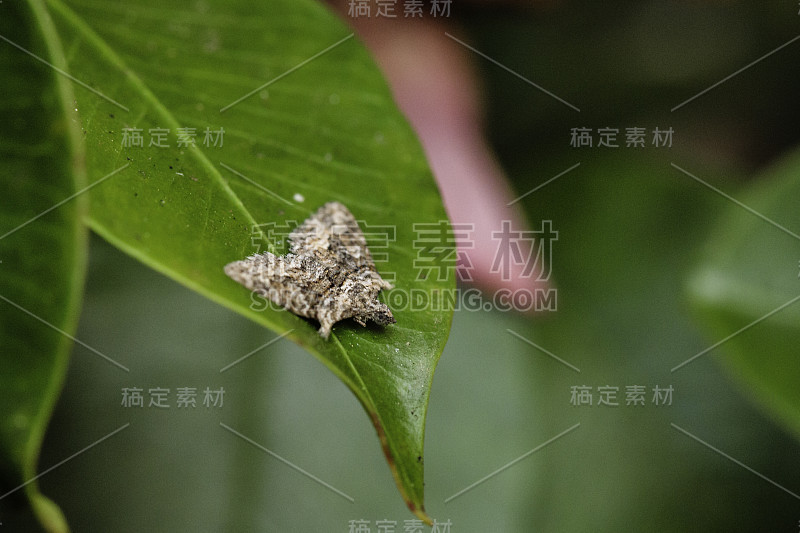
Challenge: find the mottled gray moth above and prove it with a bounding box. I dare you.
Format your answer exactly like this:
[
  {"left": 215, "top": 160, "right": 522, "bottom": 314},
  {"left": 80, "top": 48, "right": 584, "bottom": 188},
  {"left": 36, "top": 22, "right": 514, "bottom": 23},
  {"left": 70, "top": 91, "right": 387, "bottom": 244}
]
[{"left": 224, "top": 202, "right": 395, "bottom": 338}]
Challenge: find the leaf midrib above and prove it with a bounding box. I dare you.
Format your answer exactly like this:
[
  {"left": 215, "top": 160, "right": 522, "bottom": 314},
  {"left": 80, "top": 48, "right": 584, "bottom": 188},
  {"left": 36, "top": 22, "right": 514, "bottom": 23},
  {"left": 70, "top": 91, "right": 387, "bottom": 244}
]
[{"left": 46, "top": 0, "right": 278, "bottom": 240}]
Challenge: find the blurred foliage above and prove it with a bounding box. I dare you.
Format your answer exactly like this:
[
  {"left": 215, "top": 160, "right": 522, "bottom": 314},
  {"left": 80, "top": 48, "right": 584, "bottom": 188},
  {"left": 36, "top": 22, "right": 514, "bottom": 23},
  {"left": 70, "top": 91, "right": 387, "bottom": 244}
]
[
  {"left": 0, "top": 1, "right": 84, "bottom": 531},
  {"left": 688, "top": 149, "right": 800, "bottom": 442},
  {"left": 501, "top": 152, "right": 800, "bottom": 531},
  {"left": 461, "top": 1, "right": 800, "bottom": 530}
]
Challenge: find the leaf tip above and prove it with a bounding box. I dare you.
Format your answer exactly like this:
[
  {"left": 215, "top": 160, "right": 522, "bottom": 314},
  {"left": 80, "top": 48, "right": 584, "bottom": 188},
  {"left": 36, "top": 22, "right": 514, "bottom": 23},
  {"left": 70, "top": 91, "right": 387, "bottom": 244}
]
[{"left": 29, "top": 489, "right": 70, "bottom": 533}]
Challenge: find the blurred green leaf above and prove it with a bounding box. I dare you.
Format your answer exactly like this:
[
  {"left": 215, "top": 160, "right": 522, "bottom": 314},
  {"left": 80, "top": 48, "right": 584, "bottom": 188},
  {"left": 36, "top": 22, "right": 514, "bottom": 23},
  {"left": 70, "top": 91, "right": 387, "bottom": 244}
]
[
  {"left": 36, "top": 0, "right": 453, "bottom": 520},
  {"left": 505, "top": 152, "right": 800, "bottom": 531},
  {"left": 688, "top": 149, "right": 800, "bottom": 440},
  {"left": 0, "top": 1, "right": 88, "bottom": 530}
]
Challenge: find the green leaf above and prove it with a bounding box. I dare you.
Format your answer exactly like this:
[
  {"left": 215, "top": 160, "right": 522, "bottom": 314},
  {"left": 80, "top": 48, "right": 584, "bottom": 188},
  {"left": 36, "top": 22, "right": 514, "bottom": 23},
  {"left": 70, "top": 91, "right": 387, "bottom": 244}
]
[
  {"left": 499, "top": 151, "right": 799, "bottom": 531},
  {"left": 40, "top": 0, "right": 453, "bottom": 520},
  {"left": 0, "top": 1, "right": 88, "bottom": 530},
  {"left": 687, "top": 150, "right": 800, "bottom": 440}
]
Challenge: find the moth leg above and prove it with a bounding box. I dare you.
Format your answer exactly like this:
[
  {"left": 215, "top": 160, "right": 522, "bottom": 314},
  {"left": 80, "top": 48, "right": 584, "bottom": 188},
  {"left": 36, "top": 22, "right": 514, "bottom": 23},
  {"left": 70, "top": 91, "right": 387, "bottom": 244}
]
[
  {"left": 316, "top": 309, "right": 336, "bottom": 339},
  {"left": 368, "top": 301, "right": 396, "bottom": 326},
  {"left": 317, "top": 321, "right": 332, "bottom": 339}
]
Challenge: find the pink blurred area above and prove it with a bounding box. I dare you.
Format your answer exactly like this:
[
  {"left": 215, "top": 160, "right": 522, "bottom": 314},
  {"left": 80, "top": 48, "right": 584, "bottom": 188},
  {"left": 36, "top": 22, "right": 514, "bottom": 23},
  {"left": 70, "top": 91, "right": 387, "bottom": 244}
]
[{"left": 329, "top": 6, "right": 550, "bottom": 301}]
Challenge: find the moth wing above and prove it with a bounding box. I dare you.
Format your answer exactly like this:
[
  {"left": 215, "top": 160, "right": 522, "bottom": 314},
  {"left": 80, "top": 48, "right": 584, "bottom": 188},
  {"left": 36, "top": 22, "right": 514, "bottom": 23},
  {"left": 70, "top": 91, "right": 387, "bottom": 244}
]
[
  {"left": 224, "top": 252, "right": 281, "bottom": 293},
  {"left": 223, "top": 253, "right": 322, "bottom": 319},
  {"left": 288, "top": 201, "right": 373, "bottom": 267}
]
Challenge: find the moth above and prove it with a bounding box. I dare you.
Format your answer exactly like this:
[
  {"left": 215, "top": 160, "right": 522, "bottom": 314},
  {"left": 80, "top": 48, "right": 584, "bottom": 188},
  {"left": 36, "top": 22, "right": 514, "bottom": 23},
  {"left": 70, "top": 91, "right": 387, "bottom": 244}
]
[{"left": 224, "top": 201, "right": 395, "bottom": 339}]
